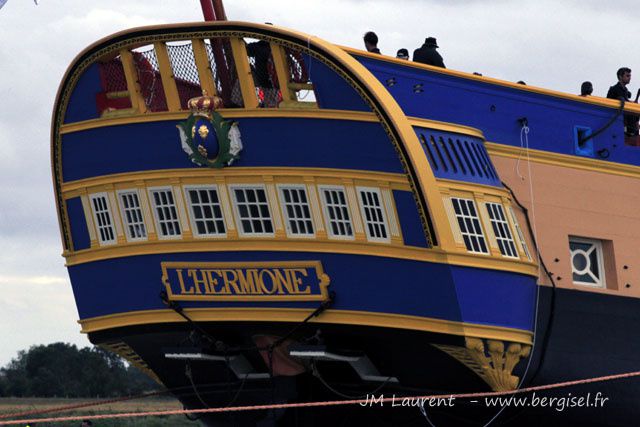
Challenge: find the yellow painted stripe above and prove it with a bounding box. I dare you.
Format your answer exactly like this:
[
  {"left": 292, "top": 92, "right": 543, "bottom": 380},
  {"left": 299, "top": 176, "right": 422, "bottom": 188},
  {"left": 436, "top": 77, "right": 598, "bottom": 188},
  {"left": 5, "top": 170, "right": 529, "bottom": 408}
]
[
  {"left": 436, "top": 178, "right": 513, "bottom": 197},
  {"left": 341, "top": 45, "right": 640, "bottom": 115},
  {"left": 60, "top": 167, "right": 411, "bottom": 193},
  {"left": 409, "top": 117, "right": 485, "bottom": 139},
  {"left": 486, "top": 142, "right": 640, "bottom": 179},
  {"left": 58, "top": 109, "right": 485, "bottom": 138},
  {"left": 59, "top": 109, "right": 380, "bottom": 134},
  {"left": 63, "top": 238, "right": 538, "bottom": 277},
  {"left": 78, "top": 307, "right": 533, "bottom": 345}
]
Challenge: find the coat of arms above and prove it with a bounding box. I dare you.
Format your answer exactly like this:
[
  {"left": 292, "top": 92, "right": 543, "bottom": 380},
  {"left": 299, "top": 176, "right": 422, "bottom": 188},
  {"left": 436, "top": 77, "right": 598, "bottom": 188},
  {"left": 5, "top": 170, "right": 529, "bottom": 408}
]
[{"left": 177, "top": 91, "right": 243, "bottom": 168}]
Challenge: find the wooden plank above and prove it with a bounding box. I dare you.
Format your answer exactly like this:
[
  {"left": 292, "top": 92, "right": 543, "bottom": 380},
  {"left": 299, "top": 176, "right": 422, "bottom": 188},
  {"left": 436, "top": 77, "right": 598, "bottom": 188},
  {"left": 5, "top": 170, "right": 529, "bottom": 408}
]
[
  {"left": 270, "top": 43, "right": 296, "bottom": 102},
  {"left": 119, "top": 49, "right": 147, "bottom": 114},
  {"left": 229, "top": 37, "right": 259, "bottom": 109},
  {"left": 153, "top": 42, "right": 181, "bottom": 111},
  {"left": 191, "top": 38, "right": 217, "bottom": 96}
]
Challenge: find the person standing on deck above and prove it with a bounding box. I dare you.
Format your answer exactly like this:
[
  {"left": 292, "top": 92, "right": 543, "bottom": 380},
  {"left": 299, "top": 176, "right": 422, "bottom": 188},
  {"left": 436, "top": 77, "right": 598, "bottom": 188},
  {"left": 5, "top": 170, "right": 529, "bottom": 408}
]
[
  {"left": 396, "top": 48, "right": 409, "bottom": 60},
  {"left": 413, "top": 37, "right": 445, "bottom": 68},
  {"left": 363, "top": 31, "right": 381, "bottom": 54},
  {"left": 607, "top": 67, "right": 639, "bottom": 136},
  {"left": 580, "top": 81, "right": 593, "bottom": 96}
]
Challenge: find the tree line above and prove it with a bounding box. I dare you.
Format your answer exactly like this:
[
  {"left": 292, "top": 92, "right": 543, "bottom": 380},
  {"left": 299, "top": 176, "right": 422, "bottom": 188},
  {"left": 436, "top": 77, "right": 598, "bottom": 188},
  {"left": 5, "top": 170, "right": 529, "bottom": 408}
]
[{"left": 0, "top": 343, "right": 160, "bottom": 397}]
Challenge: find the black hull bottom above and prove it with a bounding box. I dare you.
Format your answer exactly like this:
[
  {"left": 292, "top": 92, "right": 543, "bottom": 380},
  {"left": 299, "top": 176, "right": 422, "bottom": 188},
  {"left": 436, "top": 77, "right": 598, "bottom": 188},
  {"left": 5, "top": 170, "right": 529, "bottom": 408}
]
[{"left": 89, "top": 286, "right": 640, "bottom": 426}]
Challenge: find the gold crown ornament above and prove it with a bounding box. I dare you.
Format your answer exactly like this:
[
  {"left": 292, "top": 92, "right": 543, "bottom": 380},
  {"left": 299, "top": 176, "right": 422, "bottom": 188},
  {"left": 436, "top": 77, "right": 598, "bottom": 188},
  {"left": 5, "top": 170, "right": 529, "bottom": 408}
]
[{"left": 187, "top": 90, "right": 223, "bottom": 118}]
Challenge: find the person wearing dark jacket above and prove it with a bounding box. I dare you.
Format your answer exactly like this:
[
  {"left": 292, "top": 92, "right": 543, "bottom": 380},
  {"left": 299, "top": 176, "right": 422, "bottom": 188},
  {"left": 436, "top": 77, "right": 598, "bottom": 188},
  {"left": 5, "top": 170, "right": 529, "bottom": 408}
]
[
  {"left": 363, "top": 31, "right": 380, "bottom": 54},
  {"left": 413, "top": 37, "right": 445, "bottom": 68},
  {"left": 607, "top": 67, "right": 638, "bottom": 136}
]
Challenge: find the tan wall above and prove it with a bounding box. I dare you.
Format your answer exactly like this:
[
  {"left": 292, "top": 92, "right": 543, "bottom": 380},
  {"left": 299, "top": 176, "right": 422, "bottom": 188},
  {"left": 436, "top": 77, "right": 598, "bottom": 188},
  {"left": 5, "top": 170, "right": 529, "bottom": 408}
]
[{"left": 491, "top": 155, "right": 640, "bottom": 297}]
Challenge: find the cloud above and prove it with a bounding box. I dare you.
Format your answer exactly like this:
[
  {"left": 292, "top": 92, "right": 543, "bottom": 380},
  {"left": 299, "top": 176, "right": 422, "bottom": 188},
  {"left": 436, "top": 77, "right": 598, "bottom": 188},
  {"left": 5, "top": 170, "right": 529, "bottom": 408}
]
[
  {"left": 0, "top": 276, "right": 88, "bottom": 366},
  {"left": 49, "top": 8, "right": 166, "bottom": 38}
]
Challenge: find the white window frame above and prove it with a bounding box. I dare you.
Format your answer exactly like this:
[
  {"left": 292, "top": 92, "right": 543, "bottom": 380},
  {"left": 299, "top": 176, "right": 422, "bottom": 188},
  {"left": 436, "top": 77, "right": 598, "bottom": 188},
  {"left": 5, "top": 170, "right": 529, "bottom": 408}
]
[
  {"left": 183, "top": 185, "right": 227, "bottom": 238},
  {"left": 485, "top": 202, "right": 518, "bottom": 259},
  {"left": 508, "top": 206, "right": 532, "bottom": 261},
  {"left": 89, "top": 192, "right": 117, "bottom": 246},
  {"left": 148, "top": 187, "right": 182, "bottom": 240},
  {"left": 356, "top": 186, "right": 390, "bottom": 243},
  {"left": 116, "top": 189, "right": 147, "bottom": 242},
  {"left": 318, "top": 185, "right": 355, "bottom": 240},
  {"left": 277, "top": 184, "right": 315, "bottom": 238},
  {"left": 569, "top": 237, "right": 606, "bottom": 288},
  {"left": 229, "top": 184, "right": 275, "bottom": 237},
  {"left": 450, "top": 197, "right": 489, "bottom": 254}
]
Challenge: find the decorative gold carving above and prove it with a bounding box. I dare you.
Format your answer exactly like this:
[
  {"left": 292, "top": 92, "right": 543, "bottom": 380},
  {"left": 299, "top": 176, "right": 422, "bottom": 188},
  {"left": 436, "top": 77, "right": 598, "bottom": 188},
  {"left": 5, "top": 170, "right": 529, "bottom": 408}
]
[
  {"left": 434, "top": 338, "right": 531, "bottom": 392},
  {"left": 198, "top": 124, "right": 210, "bottom": 139},
  {"left": 100, "top": 341, "right": 162, "bottom": 384}
]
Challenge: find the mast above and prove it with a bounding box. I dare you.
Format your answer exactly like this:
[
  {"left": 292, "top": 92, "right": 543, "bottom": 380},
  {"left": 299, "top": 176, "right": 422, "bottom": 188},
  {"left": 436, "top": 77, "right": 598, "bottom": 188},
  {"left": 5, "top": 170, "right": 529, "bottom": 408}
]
[
  {"left": 199, "top": 0, "right": 233, "bottom": 105},
  {"left": 212, "top": 0, "right": 227, "bottom": 20},
  {"left": 199, "top": 0, "right": 216, "bottom": 21}
]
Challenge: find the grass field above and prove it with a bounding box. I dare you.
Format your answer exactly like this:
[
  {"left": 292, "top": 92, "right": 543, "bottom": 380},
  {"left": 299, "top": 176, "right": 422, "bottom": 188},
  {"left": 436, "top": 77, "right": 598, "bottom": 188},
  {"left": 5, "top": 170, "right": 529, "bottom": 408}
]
[{"left": 0, "top": 397, "right": 204, "bottom": 426}]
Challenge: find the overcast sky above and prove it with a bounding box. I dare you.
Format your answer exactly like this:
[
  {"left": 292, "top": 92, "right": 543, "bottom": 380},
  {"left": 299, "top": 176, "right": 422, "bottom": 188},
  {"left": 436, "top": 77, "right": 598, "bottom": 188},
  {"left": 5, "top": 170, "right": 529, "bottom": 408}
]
[{"left": 1, "top": 0, "right": 639, "bottom": 367}]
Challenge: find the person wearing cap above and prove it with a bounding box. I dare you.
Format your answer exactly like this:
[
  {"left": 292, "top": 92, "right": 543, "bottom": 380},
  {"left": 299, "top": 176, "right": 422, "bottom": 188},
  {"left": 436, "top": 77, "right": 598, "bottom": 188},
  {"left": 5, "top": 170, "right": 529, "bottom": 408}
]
[
  {"left": 363, "top": 31, "right": 380, "bottom": 54},
  {"left": 396, "top": 48, "right": 409, "bottom": 60},
  {"left": 412, "top": 37, "right": 445, "bottom": 68}
]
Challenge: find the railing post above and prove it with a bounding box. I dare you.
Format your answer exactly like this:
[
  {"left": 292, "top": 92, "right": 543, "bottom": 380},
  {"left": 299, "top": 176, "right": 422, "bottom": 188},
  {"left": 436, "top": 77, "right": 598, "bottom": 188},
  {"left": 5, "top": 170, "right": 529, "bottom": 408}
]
[
  {"left": 229, "top": 37, "right": 259, "bottom": 109},
  {"left": 192, "top": 38, "right": 217, "bottom": 97},
  {"left": 119, "top": 49, "right": 147, "bottom": 114},
  {"left": 270, "top": 43, "right": 296, "bottom": 103},
  {"left": 153, "top": 42, "right": 181, "bottom": 111}
]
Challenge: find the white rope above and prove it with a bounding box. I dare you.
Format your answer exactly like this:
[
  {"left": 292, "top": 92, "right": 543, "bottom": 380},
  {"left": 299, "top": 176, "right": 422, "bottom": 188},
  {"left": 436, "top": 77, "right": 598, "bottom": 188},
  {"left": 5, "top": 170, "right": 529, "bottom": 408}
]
[
  {"left": 480, "top": 122, "right": 541, "bottom": 427},
  {"left": 515, "top": 124, "right": 529, "bottom": 180}
]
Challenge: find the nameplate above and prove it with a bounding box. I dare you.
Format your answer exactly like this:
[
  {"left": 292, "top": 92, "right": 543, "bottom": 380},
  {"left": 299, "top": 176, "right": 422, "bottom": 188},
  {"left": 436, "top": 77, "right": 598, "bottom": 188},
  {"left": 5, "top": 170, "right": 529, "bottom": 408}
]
[{"left": 161, "top": 261, "right": 330, "bottom": 302}]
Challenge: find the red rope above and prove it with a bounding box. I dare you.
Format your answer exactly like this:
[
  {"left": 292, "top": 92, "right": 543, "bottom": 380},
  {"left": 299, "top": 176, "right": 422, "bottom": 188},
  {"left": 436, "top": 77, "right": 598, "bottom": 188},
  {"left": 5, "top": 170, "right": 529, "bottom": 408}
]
[
  {"left": 2, "top": 370, "right": 638, "bottom": 425},
  {"left": 0, "top": 390, "right": 168, "bottom": 420}
]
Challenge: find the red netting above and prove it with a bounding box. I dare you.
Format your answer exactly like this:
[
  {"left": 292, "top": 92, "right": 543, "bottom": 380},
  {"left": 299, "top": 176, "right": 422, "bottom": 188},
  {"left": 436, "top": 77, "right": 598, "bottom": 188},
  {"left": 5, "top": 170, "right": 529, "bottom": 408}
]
[
  {"left": 99, "top": 57, "right": 128, "bottom": 92},
  {"left": 96, "top": 57, "right": 131, "bottom": 113},
  {"left": 166, "top": 43, "right": 203, "bottom": 110},
  {"left": 132, "top": 47, "right": 168, "bottom": 112}
]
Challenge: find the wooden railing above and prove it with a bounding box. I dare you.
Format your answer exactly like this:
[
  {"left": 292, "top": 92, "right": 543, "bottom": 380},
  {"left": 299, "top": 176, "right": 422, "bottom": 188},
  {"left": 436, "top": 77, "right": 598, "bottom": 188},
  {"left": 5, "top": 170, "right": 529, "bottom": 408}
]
[{"left": 97, "top": 36, "right": 317, "bottom": 117}]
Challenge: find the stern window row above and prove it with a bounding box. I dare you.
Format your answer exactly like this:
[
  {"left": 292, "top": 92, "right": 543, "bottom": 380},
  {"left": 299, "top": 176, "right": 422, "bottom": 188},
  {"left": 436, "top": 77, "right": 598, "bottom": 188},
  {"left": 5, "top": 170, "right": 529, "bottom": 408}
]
[{"left": 87, "top": 184, "right": 393, "bottom": 246}]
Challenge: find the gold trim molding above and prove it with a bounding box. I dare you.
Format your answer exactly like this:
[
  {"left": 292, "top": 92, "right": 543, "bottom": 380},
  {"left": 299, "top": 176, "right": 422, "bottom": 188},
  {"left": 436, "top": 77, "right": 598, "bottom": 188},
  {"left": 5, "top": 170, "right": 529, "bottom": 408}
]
[
  {"left": 486, "top": 142, "right": 640, "bottom": 179},
  {"left": 79, "top": 307, "right": 534, "bottom": 345}
]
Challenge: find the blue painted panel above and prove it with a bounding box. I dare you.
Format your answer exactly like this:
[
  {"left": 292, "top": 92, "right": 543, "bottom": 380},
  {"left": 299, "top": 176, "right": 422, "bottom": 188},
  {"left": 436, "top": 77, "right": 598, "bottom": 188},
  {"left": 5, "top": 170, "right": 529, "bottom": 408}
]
[
  {"left": 415, "top": 127, "right": 502, "bottom": 187},
  {"left": 452, "top": 265, "right": 536, "bottom": 331},
  {"left": 393, "top": 190, "right": 428, "bottom": 248},
  {"left": 61, "top": 118, "right": 404, "bottom": 182},
  {"left": 305, "top": 55, "right": 371, "bottom": 112},
  {"left": 66, "top": 197, "right": 91, "bottom": 251},
  {"left": 355, "top": 55, "right": 640, "bottom": 167},
  {"left": 67, "top": 251, "right": 536, "bottom": 332},
  {"left": 64, "top": 63, "right": 101, "bottom": 124}
]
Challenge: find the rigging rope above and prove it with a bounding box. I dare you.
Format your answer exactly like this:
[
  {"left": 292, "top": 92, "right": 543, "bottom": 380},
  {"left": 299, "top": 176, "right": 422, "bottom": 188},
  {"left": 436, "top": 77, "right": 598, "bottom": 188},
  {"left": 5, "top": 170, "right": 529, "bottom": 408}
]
[{"left": 2, "top": 369, "right": 639, "bottom": 425}]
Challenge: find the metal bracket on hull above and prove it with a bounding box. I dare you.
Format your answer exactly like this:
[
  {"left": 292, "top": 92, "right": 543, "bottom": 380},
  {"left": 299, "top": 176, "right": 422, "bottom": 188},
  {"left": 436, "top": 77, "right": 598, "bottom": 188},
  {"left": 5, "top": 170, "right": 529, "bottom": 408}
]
[
  {"left": 164, "top": 347, "right": 270, "bottom": 380},
  {"left": 289, "top": 345, "right": 399, "bottom": 383}
]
